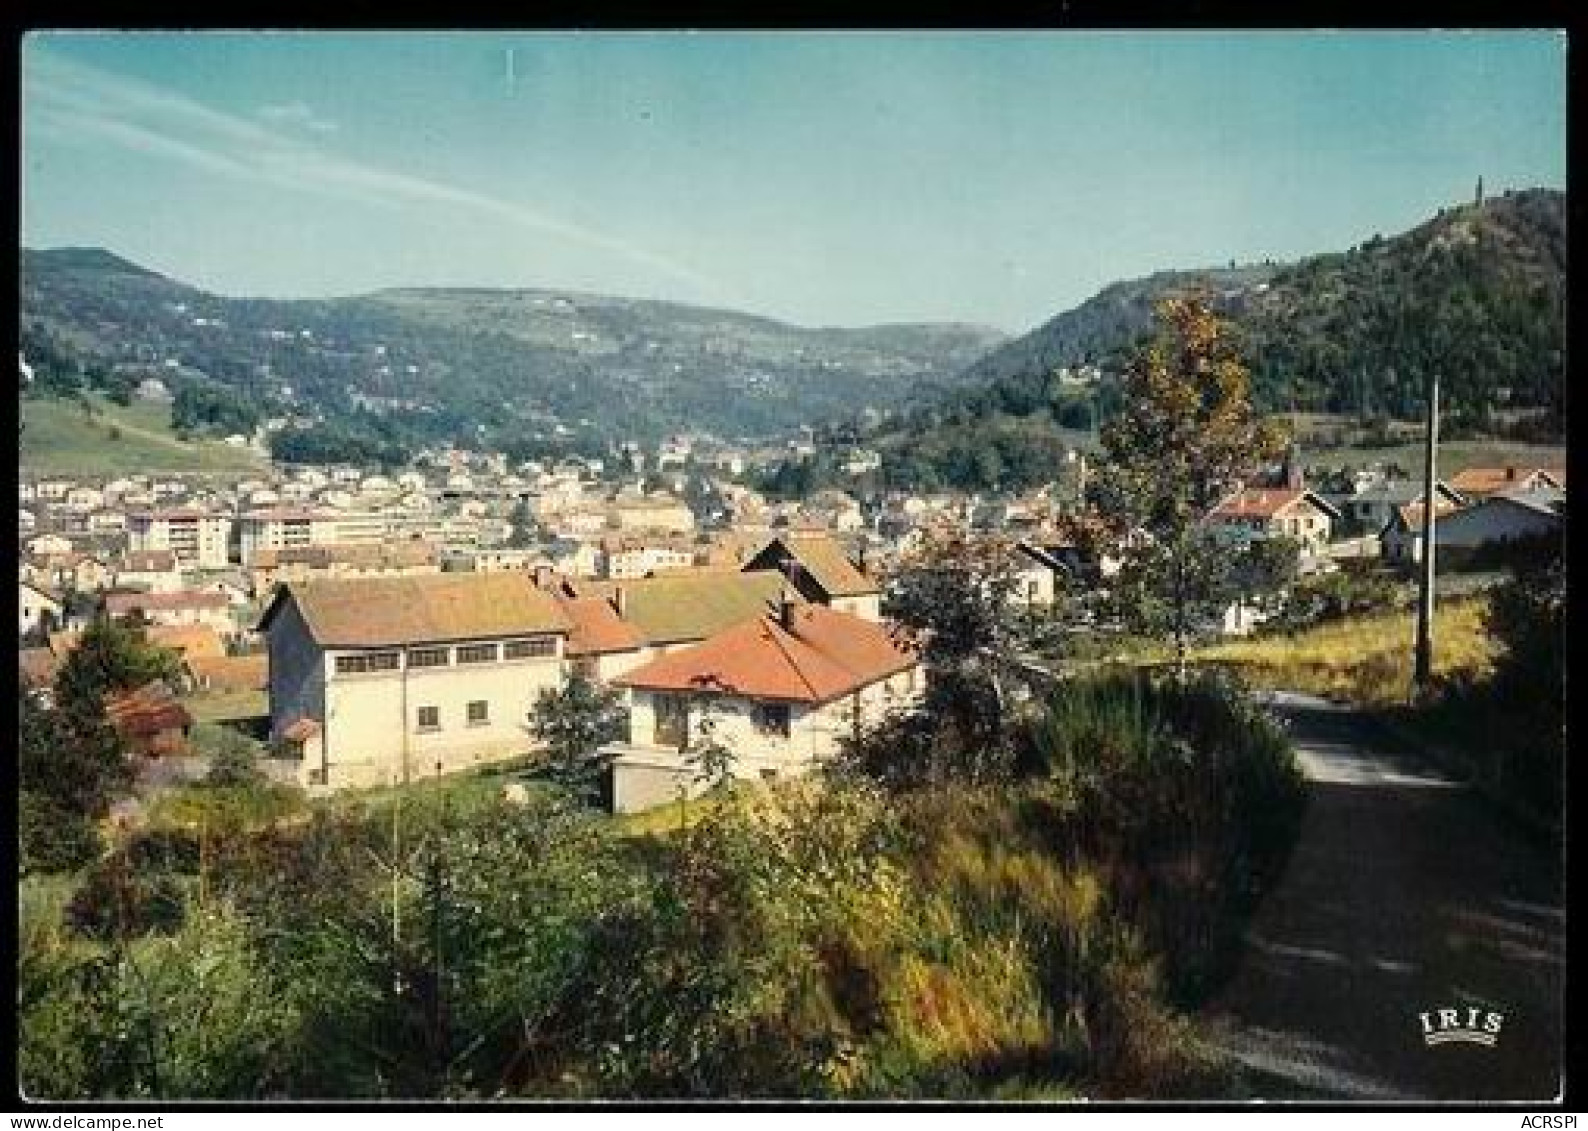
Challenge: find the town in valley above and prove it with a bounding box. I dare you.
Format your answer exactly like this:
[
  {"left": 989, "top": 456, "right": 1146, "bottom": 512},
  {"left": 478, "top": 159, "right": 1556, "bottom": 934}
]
[{"left": 16, "top": 30, "right": 1567, "bottom": 1106}]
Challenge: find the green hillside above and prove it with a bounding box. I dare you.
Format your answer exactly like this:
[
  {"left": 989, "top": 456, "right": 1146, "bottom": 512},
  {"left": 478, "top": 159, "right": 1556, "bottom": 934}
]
[
  {"left": 19, "top": 250, "right": 1006, "bottom": 448},
  {"left": 19, "top": 394, "right": 267, "bottom": 476}
]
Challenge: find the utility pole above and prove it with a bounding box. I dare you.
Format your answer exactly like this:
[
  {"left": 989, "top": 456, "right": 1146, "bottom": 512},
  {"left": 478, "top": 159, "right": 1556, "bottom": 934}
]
[{"left": 1414, "top": 370, "right": 1439, "bottom": 692}]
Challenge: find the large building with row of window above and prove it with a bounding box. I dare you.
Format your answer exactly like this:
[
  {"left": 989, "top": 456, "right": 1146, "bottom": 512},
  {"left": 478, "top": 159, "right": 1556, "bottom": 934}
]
[{"left": 259, "top": 572, "right": 571, "bottom": 790}]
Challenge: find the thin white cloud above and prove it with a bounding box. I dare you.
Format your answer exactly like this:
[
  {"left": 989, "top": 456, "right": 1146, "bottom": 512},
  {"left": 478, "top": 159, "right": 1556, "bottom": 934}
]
[
  {"left": 257, "top": 100, "right": 339, "bottom": 133},
  {"left": 23, "top": 47, "right": 724, "bottom": 296}
]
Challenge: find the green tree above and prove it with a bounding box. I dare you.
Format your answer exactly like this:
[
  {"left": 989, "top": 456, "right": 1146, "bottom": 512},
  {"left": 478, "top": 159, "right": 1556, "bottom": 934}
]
[
  {"left": 861, "top": 525, "right": 1035, "bottom": 785},
  {"left": 53, "top": 614, "right": 181, "bottom": 727},
  {"left": 19, "top": 616, "right": 183, "bottom": 871},
  {"left": 1094, "top": 296, "right": 1286, "bottom": 676},
  {"left": 528, "top": 672, "right": 628, "bottom": 805},
  {"left": 505, "top": 498, "right": 537, "bottom": 549}
]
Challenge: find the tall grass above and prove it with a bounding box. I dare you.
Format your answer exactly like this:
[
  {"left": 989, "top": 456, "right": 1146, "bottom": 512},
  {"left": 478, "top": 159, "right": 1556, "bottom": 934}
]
[
  {"left": 1021, "top": 671, "right": 1305, "bottom": 1006},
  {"left": 1198, "top": 598, "right": 1496, "bottom": 705}
]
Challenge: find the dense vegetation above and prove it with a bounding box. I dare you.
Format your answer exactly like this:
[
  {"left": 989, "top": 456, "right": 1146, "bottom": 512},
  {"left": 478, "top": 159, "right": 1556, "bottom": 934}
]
[
  {"left": 19, "top": 248, "right": 1005, "bottom": 448},
  {"left": 1378, "top": 531, "right": 1564, "bottom": 831},
  {"left": 19, "top": 665, "right": 1303, "bottom": 1100}
]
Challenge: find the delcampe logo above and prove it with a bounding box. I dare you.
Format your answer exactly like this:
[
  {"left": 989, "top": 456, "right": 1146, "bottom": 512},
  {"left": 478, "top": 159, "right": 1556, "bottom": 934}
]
[{"left": 1418, "top": 1005, "right": 1505, "bottom": 1047}]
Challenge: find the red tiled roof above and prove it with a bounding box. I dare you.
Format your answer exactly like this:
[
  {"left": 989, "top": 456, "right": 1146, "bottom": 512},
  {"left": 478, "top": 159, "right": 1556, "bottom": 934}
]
[
  {"left": 1208, "top": 488, "right": 1308, "bottom": 520},
  {"left": 616, "top": 605, "right": 917, "bottom": 705},
  {"left": 1446, "top": 467, "right": 1563, "bottom": 497},
  {"left": 282, "top": 717, "right": 321, "bottom": 743},
  {"left": 1393, "top": 501, "right": 1462, "bottom": 530},
  {"left": 104, "top": 680, "right": 191, "bottom": 739},
  {"left": 745, "top": 534, "right": 877, "bottom": 597},
  {"left": 556, "top": 596, "right": 646, "bottom": 657},
  {"left": 147, "top": 624, "right": 226, "bottom": 658},
  {"left": 185, "top": 653, "right": 267, "bottom": 691},
  {"left": 105, "top": 590, "right": 230, "bottom": 615}
]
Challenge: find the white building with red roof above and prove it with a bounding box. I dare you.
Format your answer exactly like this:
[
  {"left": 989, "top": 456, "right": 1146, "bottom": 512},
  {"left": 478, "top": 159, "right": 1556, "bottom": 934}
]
[
  {"left": 1204, "top": 487, "right": 1342, "bottom": 557},
  {"left": 603, "top": 597, "right": 923, "bottom": 813}
]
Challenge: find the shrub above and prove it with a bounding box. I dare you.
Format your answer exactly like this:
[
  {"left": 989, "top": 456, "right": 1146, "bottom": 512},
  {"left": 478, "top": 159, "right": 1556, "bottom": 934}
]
[
  {"left": 1021, "top": 671, "right": 1304, "bottom": 1004},
  {"left": 19, "top": 791, "right": 103, "bottom": 876},
  {"left": 200, "top": 725, "right": 267, "bottom": 788},
  {"left": 64, "top": 854, "right": 187, "bottom": 941}
]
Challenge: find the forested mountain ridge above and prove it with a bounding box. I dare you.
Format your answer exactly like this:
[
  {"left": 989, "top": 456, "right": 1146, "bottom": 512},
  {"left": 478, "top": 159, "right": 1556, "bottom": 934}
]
[
  {"left": 955, "top": 188, "right": 1564, "bottom": 423},
  {"left": 859, "top": 189, "right": 1564, "bottom": 492},
  {"left": 19, "top": 249, "right": 1007, "bottom": 451}
]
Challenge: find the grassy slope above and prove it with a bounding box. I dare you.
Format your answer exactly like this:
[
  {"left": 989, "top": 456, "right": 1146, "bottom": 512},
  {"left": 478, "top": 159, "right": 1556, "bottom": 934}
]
[
  {"left": 1199, "top": 599, "right": 1496, "bottom": 707},
  {"left": 1306, "top": 437, "right": 1566, "bottom": 478},
  {"left": 19, "top": 394, "right": 266, "bottom": 476}
]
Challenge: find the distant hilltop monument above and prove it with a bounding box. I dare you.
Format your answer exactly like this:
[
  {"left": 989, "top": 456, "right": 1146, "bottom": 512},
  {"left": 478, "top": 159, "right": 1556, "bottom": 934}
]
[{"left": 1475, "top": 176, "right": 1485, "bottom": 206}]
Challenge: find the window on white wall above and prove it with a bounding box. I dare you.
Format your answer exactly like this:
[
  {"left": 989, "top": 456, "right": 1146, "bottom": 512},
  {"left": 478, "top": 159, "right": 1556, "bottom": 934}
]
[
  {"left": 417, "top": 705, "right": 440, "bottom": 731},
  {"left": 752, "top": 702, "right": 791, "bottom": 738},
  {"left": 467, "top": 700, "right": 489, "bottom": 726},
  {"left": 336, "top": 651, "right": 400, "bottom": 675}
]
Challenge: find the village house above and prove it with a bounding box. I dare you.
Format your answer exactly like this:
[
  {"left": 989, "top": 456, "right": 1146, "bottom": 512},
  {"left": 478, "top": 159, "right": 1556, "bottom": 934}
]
[
  {"left": 127, "top": 508, "right": 233, "bottom": 569},
  {"left": 1446, "top": 466, "right": 1564, "bottom": 501},
  {"left": 555, "top": 594, "right": 649, "bottom": 683},
  {"left": 802, "top": 490, "right": 867, "bottom": 534},
  {"left": 742, "top": 534, "right": 882, "bottom": 620},
  {"left": 59, "top": 552, "right": 114, "bottom": 593},
  {"left": 599, "top": 535, "right": 697, "bottom": 580},
  {"left": 103, "top": 590, "right": 236, "bottom": 634},
  {"left": 1338, "top": 478, "right": 1466, "bottom": 535},
  {"left": 27, "top": 533, "right": 74, "bottom": 558},
  {"left": 248, "top": 541, "right": 442, "bottom": 596},
  {"left": 1010, "top": 543, "right": 1071, "bottom": 607},
  {"left": 19, "top": 581, "right": 62, "bottom": 639},
  {"left": 1380, "top": 499, "right": 1465, "bottom": 566},
  {"left": 603, "top": 598, "right": 923, "bottom": 813},
  {"left": 259, "top": 573, "right": 573, "bottom": 790},
  {"left": 86, "top": 510, "right": 130, "bottom": 536},
  {"left": 1205, "top": 487, "right": 1342, "bottom": 557},
  {"left": 116, "top": 549, "right": 184, "bottom": 594},
  {"left": 63, "top": 485, "right": 106, "bottom": 514},
  {"left": 608, "top": 493, "right": 696, "bottom": 535},
  {"left": 440, "top": 547, "right": 546, "bottom": 575}
]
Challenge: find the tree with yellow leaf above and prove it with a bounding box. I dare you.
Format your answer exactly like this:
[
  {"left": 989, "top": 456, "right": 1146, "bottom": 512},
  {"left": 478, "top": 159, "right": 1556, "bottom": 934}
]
[{"left": 1093, "top": 295, "right": 1288, "bottom": 677}]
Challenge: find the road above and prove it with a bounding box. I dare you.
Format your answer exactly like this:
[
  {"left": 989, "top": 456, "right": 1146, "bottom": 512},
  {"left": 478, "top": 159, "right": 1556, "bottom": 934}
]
[{"left": 1201, "top": 691, "right": 1565, "bottom": 1102}]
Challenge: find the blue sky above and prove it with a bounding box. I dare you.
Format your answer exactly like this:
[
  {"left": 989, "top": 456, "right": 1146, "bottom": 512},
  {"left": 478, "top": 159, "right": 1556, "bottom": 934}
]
[{"left": 22, "top": 31, "right": 1566, "bottom": 332}]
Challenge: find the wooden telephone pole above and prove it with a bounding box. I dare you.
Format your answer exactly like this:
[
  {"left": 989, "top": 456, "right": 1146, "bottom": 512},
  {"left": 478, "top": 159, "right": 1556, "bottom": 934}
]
[{"left": 1414, "top": 370, "right": 1440, "bottom": 692}]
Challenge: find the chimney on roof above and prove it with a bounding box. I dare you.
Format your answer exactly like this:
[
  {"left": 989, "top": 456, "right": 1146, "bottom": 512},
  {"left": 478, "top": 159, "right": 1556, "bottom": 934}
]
[
  {"left": 1283, "top": 443, "right": 1304, "bottom": 490},
  {"left": 778, "top": 585, "right": 798, "bottom": 633}
]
